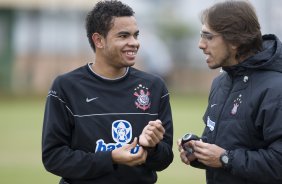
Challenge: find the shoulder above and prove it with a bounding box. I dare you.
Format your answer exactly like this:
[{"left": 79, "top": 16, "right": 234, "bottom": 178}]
[
  {"left": 251, "top": 70, "right": 282, "bottom": 84},
  {"left": 129, "top": 67, "right": 169, "bottom": 95},
  {"left": 252, "top": 70, "right": 282, "bottom": 92},
  {"left": 55, "top": 65, "right": 87, "bottom": 83},
  {"left": 211, "top": 71, "right": 228, "bottom": 88},
  {"left": 50, "top": 64, "right": 88, "bottom": 93},
  {"left": 129, "top": 67, "right": 166, "bottom": 84}
]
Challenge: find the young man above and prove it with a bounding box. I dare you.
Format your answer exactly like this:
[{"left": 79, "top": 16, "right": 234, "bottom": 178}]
[
  {"left": 42, "top": 1, "right": 173, "bottom": 183},
  {"left": 178, "top": 1, "right": 282, "bottom": 184}
]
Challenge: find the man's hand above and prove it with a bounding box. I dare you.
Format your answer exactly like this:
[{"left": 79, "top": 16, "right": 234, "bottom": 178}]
[
  {"left": 190, "top": 140, "right": 225, "bottom": 168},
  {"left": 111, "top": 137, "right": 147, "bottom": 166},
  {"left": 139, "top": 120, "right": 165, "bottom": 148},
  {"left": 177, "top": 138, "right": 197, "bottom": 165}
]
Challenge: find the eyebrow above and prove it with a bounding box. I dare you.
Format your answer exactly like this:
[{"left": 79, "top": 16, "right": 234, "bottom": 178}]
[
  {"left": 117, "top": 31, "right": 130, "bottom": 36},
  {"left": 201, "top": 30, "right": 212, "bottom": 34},
  {"left": 117, "top": 30, "right": 139, "bottom": 36}
]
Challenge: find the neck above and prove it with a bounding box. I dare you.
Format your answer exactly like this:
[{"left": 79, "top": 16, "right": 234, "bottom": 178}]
[{"left": 91, "top": 62, "right": 127, "bottom": 79}]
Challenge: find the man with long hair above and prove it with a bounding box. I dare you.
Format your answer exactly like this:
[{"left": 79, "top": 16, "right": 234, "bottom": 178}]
[{"left": 178, "top": 1, "right": 282, "bottom": 183}]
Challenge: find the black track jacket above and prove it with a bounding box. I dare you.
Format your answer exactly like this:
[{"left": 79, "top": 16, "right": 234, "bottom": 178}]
[
  {"left": 194, "top": 34, "right": 282, "bottom": 184},
  {"left": 42, "top": 64, "right": 173, "bottom": 184}
]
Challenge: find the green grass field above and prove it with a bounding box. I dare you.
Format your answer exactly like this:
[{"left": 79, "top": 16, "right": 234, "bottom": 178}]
[{"left": 0, "top": 94, "right": 208, "bottom": 183}]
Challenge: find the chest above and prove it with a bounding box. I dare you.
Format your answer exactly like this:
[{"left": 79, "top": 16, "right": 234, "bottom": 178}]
[
  {"left": 202, "top": 75, "right": 259, "bottom": 148},
  {"left": 64, "top": 80, "right": 162, "bottom": 152}
]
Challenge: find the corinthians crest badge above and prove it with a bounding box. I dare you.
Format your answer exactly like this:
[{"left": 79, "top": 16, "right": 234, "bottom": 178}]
[
  {"left": 231, "top": 94, "right": 242, "bottom": 115},
  {"left": 134, "top": 84, "right": 151, "bottom": 111}
]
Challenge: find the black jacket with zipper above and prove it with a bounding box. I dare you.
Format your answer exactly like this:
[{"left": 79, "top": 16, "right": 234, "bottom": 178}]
[{"left": 193, "top": 34, "right": 282, "bottom": 184}]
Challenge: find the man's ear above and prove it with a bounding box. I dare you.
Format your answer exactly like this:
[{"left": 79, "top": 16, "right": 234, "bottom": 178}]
[{"left": 92, "top": 33, "right": 104, "bottom": 49}]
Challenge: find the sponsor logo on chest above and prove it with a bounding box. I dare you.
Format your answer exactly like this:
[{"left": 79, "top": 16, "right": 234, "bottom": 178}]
[{"left": 95, "top": 120, "right": 140, "bottom": 154}]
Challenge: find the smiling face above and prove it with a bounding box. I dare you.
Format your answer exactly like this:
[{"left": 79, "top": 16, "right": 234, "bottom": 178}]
[
  {"left": 97, "top": 16, "right": 140, "bottom": 69},
  {"left": 198, "top": 24, "right": 238, "bottom": 69}
]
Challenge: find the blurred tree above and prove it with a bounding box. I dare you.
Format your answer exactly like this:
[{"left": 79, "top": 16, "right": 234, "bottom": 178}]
[
  {"left": 157, "top": 18, "right": 195, "bottom": 65},
  {"left": 0, "top": 9, "right": 14, "bottom": 93}
]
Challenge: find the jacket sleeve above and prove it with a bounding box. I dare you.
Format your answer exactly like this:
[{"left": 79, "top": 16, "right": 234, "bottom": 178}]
[
  {"left": 42, "top": 77, "right": 115, "bottom": 179},
  {"left": 231, "top": 90, "right": 282, "bottom": 183},
  {"left": 144, "top": 85, "right": 174, "bottom": 171}
]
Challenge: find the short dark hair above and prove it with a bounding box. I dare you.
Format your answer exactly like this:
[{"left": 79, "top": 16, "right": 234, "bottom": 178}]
[
  {"left": 200, "top": 0, "right": 262, "bottom": 59},
  {"left": 85, "top": 0, "right": 135, "bottom": 52}
]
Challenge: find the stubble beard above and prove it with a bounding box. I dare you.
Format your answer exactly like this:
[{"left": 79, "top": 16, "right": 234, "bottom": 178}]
[{"left": 210, "top": 49, "right": 232, "bottom": 69}]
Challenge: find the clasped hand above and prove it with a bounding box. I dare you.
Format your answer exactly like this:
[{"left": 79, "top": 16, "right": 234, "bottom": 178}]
[
  {"left": 112, "top": 120, "right": 165, "bottom": 167},
  {"left": 177, "top": 139, "right": 225, "bottom": 168}
]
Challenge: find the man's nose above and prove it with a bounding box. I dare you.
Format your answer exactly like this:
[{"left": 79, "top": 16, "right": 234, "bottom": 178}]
[
  {"left": 198, "top": 37, "right": 207, "bottom": 50},
  {"left": 128, "top": 36, "right": 139, "bottom": 47}
]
